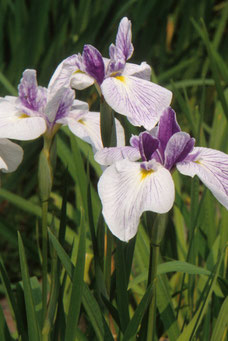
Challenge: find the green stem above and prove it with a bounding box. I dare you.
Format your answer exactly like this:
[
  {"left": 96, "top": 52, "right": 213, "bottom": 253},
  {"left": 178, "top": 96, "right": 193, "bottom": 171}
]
[
  {"left": 42, "top": 199, "right": 48, "bottom": 323},
  {"left": 146, "top": 242, "right": 160, "bottom": 341},
  {"left": 145, "top": 213, "right": 167, "bottom": 340},
  {"left": 105, "top": 228, "right": 112, "bottom": 297}
]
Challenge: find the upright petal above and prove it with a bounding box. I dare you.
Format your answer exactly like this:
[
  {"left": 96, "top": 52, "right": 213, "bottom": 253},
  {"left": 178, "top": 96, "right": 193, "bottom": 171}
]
[
  {"left": 0, "top": 98, "right": 46, "bottom": 140},
  {"left": 45, "top": 87, "right": 75, "bottom": 123},
  {"left": 83, "top": 45, "right": 105, "bottom": 85},
  {"left": 98, "top": 159, "right": 175, "bottom": 241},
  {"left": 18, "top": 69, "right": 47, "bottom": 111},
  {"left": 164, "top": 132, "right": 195, "bottom": 170},
  {"left": 115, "top": 17, "right": 134, "bottom": 61},
  {"left": 158, "top": 107, "right": 181, "bottom": 153},
  {"left": 139, "top": 132, "right": 159, "bottom": 161},
  {"left": 0, "top": 139, "right": 23, "bottom": 172},
  {"left": 177, "top": 147, "right": 228, "bottom": 209},
  {"left": 101, "top": 75, "right": 172, "bottom": 130}
]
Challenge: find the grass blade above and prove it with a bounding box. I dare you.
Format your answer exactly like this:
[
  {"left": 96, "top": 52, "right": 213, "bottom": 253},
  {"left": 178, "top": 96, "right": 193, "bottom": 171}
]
[{"left": 18, "top": 232, "right": 41, "bottom": 341}]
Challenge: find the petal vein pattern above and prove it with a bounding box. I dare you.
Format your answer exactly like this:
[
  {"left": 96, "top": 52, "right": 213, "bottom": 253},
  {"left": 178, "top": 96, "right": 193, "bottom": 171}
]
[
  {"left": 98, "top": 159, "right": 175, "bottom": 241},
  {"left": 177, "top": 147, "right": 228, "bottom": 209},
  {"left": 101, "top": 76, "right": 172, "bottom": 130}
]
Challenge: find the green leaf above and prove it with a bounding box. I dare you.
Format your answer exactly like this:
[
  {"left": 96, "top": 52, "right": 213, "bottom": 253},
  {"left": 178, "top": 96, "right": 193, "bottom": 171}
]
[
  {"left": 65, "top": 213, "right": 86, "bottom": 341},
  {"left": 100, "top": 98, "right": 117, "bottom": 147},
  {"left": 18, "top": 232, "right": 41, "bottom": 341},
  {"left": 115, "top": 239, "right": 130, "bottom": 332},
  {"left": 211, "top": 296, "right": 228, "bottom": 341},
  {"left": 122, "top": 283, "right": 153, "bottom": 341},
  {"left": 0, "top": 304, "right": 12, "bottom": 341},
  {"left": 0, "top": 257, "right": 25, "bottom": 337},
  {"left": 157, "top": 275, "right": 180, "bottom": 341},
  {"left": 48, "top": 228, "right": 74, "bottom": 279}
]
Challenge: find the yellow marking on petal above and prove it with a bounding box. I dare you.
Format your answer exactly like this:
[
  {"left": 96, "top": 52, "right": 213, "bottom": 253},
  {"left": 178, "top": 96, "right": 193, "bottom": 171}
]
[
  {"left": 140, "top": 168, "right": 154, "bottom": 181},
  {"left": 19, "top": 113, "right": 30, "bottom": 119},
  {"left": 78, "top": 119, "right": 86, "bottom": 125},
  {"left": 194, "top": 160, "right": 201, "bottom": 164},
  {"left": 115, "top": 76, "right": 126, "bottom": 83},
  {"left": 73, "top": 70, "right": 84, "bottom": 75}
]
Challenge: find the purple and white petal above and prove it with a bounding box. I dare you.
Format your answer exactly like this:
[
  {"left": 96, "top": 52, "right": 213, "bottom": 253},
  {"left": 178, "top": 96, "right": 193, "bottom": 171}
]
[
  {"left": 18, "top": 69, "right": 47, "bottom": 111},
  {"left": 164, "top": 132, "right": 195, "bottom": 170},
  {"left": 101, "top": 75, "right": 172, "bottom": 130},
  {"left": 0, "top": 139, "right": 23, "bottom": 172},
  {"left": 115, "top": 17, "right": 134, "bottom": 61},
  {"left": 83, "top": 45, "right": 105, "bottom": 85},
  {"left": 139, "top": 132, "right": 159, "bottom": 161},
  {"left": 0, "top": 99, "right": 47, "bottom": 140},
  {"left": 177, "top": 147, "right": 228, "bottom": 209},
  {"left": 48, "top": 54, "right": 94, "bottom": 93},
  {"left": 98, "top": 159, "right": 175, "bottom": 241},
  {"left": 122, "top": 61, "right": 151, "bottom": 81},
  {"left": 158, "top": 107, "right": 181, "bottom": 153},
  {"left": 45, "top": 87, "right": 75, "bottom": 123},
  {"left": 95, "top": 146, "right": 140, "bottom": 165}
]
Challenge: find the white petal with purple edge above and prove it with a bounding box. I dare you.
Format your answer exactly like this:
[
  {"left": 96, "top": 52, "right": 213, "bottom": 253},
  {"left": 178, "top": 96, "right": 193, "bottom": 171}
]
[
  {"left": 177, "top": 147, "right": 228, "bottom": 209},
  {"left": 0, "top": 99, "right": 47, "bottom": 140},
  {"left": 0, "top": 139, "right": 23, "bottom": 172},
  {"left": 95, "top": 146, "right": 140, "bottom": 166},
  {"left": 98, "top": 159, "right": 175, "bottom": 241},
  {"left": 101, "top": 75, "right": 172, "bottom": 130}
]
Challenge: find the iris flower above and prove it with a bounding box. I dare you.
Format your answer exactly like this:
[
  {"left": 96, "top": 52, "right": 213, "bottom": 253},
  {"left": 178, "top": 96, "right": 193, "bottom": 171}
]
[
  {"left": 0, "top": 69, "right": 123, "bottom": 150},
  {"left": 0, "top": 139, "right": 23, "bottom": 172},
  {"left": 49, "top": 17, "right": 172, "bottom": 130},
  {"left": 95, "top": 107, "right": 228, "bottom": 242}
]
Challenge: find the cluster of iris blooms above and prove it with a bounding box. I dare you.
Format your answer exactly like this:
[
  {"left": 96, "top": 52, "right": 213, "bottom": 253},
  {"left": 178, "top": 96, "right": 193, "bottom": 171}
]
[{"left": 0, "top": 17, "right": 227, "bottom": 241}]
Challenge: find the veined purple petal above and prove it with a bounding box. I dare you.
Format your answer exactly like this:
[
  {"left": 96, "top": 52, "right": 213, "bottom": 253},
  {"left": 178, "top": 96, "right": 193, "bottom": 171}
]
[
  {"left": 139, "top": 132, "right": 159, "bottom": 161},
  {"left": 45, "top": 87, "right": 75, "bottom": 123},
  {"left": 130, "top": 135, "right": 140, "bottom": 148},
  {"left": 115, "top": 17, "right": 134, "bottom": 61},
  {"left": 101, "top": 75, "right": 172, "bottom": 130},
  {"left": 83, "top": 45, "right": 105, "bottom": 85},
  {"left": 164, "top": 132, "right": 195, "bottom": 170},
  {"left": 177, "top": 147, "right": 228, "bottom": 209},
  {"left": 98, "top": 159, "right": 175, "bottom": 242},
  {"left": 107, "top": 45, "right": 126, "bottom": 75},
  {"left": 158, "top": 107, "right": 181, "bottom": 157},
  {"left": 18, "top": 69, "right": 47, "bottom": 111}
]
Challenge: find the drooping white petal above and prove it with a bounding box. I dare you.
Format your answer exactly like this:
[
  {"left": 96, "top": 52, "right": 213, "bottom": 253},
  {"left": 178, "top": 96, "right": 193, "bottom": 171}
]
[
  {"left": 95, "top": 146, "right": 140, "bottom": 165},
  {"left": 0, "top": 139, "right": 23, "bottom": 172},
  {"left": 62, "top": 111, "right": 103, "bottom": 150},
  {"left": 98, "top": 159, "right": 175, "bottom": 241},
  {"left": 48, "top": 55, "right": 94, "bottom": 93},
  {"left": 101, "top": 75, "right": 172, "bottom": 130},
  {"left": 61, "top": 109, "right": 125, "bottom": 151},
  {"left": 0, "top": 99, "right": 46, "bottom": 140},
  {"left": 71, "top": 72, "right": 94, "bottom": 90},
  {"left": 122, "top": 61, "right": 151, "bottom": 80},
  {"left": 177, "top": 147, "right": 228, "bottom": 209}
]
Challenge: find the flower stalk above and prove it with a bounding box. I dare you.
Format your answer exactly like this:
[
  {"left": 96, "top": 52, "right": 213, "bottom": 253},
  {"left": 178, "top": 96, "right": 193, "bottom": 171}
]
[
  {"left": 146, "top": 213, "right": 167, "bottom": 340},
  {"left": 38, "top": 135, "right": 56, "bottom": 324}
]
